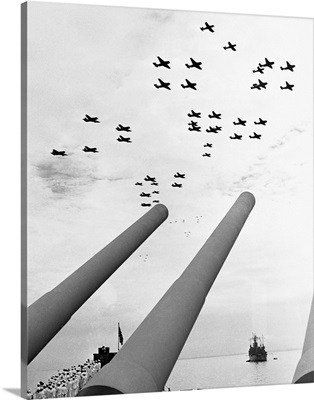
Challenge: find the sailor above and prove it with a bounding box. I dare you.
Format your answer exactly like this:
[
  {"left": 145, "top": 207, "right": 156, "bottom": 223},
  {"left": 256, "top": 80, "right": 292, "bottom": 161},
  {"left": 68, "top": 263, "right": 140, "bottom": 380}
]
[{"left": 27, "top": 389, "right": 33, "bottom": 399}]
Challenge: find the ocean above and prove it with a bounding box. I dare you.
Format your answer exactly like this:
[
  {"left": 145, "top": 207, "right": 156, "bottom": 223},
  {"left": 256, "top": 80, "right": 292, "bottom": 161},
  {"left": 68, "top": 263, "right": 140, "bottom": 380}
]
[
  {"left": 165, "top": 349, "right": 302, "bottom": 391},
  {"left": 28, "top": 349, "right": 302, "bottom": 393}
]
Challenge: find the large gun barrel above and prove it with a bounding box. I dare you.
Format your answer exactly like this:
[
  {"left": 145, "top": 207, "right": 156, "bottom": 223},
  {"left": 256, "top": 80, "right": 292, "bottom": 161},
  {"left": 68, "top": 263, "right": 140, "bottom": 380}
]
[
  {"left": 27, "top": 204, "right": 168, "bottom": 364},
  {"left": 292, "top": 294, "right": 314, "bottom": 383},
  {"left": 78, "top": 191, "right": 255, "bottom": 395}
]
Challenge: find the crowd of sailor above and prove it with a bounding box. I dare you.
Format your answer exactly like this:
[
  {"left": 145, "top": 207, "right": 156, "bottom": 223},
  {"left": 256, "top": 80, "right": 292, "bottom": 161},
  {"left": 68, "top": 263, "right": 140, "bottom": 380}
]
[{"left": 27, "top": 359, "right": 101, "bottom": 399}]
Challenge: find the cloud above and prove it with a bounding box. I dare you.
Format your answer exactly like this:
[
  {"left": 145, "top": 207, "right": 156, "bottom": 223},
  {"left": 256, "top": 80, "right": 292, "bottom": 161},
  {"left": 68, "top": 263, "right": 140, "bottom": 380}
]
[{"left": 34, "top": 156, "right": 103, "bottom": 198}]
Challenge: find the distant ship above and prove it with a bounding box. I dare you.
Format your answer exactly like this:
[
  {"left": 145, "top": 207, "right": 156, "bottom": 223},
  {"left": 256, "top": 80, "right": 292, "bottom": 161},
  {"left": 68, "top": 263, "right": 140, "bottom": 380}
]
[{"left": 247, "top": 334, "right": 267, "bottom": 362}]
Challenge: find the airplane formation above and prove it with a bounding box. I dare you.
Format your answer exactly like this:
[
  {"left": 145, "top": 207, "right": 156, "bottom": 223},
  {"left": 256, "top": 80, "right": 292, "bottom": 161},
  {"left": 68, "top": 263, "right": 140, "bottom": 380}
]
[
  {"left": 133, "top": 172, "right": 186, "bottom": 207},
  {"left": 251, "top": 58, "right": 295, "bottom": 90}
]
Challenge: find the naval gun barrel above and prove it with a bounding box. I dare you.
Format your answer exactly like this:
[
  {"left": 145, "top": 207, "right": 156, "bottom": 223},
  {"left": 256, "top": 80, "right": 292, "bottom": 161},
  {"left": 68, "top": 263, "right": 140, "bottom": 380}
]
[
  {"left": 27, "top": 204, "right": 169, "bottom": 364},
  {"left": 78, "top": 191, "right": 255, "bottom": 396},
  {"left": 292, "top": 294, "right": 314, "bottom": 383}
]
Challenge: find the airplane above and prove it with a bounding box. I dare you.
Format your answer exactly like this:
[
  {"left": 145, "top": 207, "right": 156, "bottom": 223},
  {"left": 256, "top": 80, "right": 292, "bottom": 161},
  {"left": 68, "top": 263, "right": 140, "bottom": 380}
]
[
  {"left": 202, "top": 153, "right": 211, "bottom": 157},
  {"left": 153, "top": 56, "right": 171, "bottom": 69},
  {"left": 82, "top": 146, "right": 98, "bottom": 153},
  {"left": 135, "top": 182, "right": 143, "bottom": 186},
  {"left": 229, "top": 133, "right": 242, "bottom": 140},
  {"left": 140, "top": 192, "right": 151, "bottom": 197},
  {"left": 251, "top": 79, "right": 268, "bottom": 90},
  {"left": 252, "top": 66, "right": 264, "bottom": 74},
  {"left": 233, "top": 118, "right": 247, "bottom": 126},
  {"left": 152, "top": 191, "right": 159, "bottom": 194},
  {"left": 223, "top": 42, "right": 237, "bottom": 51},
  {"left": 249, "top": 132, "right": 262, "bottom": 139},
  {"left": 188, "top": 125, "right": 201, "bottom": 132},
  {"left": 200, "top": 22, "right": 215, "bottom": 32},
  {"left": 280, "top": 61, "right": 295, "bottom": 72},
  {"left": 141, "top": 203, "right": 151, "bottom": 207},
  {"left": 185, "top": 58, "right": 202, "bottom": 70},
  {"left": 280, "top": 81, "right": 294, "bottom": 91},
  {"left": 203, "top": 143, "right": 213, "bottom": 147},
  {"left": 208, "top": 111, "right": 221, "bottom": 119},
  {"left": 188, "top": 120, "right": 199, "bottom": 127},
  {"left": 172, "top": 182, "right": 182, "bottom": 188},
  {"left": 144, "top": 175, "right": 156, "bottom": 182},
  {"left": 117, "top": 135, "right": 132, "bottom": 143},
  {"left": 174, "top": 172, "right": 186, "bottom": 178},
  {"left": 151, "top": 182, "right": 159, "bottom": 186},
  {"left": 187, "top": 110, "right": 201, "bottom": 118},
  {"left": 51, "top": 149, "right": 68, "bottom": 156},
  {"left": 254, "top": 118, "right": 267, "bottom": 126},
  {"left": 181, "top": 79, "right": 197, "bottom": 90},
  {"left": 206, "top": 126, "right": 220, "bottom": 133},
  {"left": 259, "top": 58, "right": 275, "bottom": 69},
  {"left": 152, "top": 200, "right": 160, "bottom": 203},
  {"left": 215, "top": 126, "right": 222, "bottom": 131},
  {"left": 154, "top": 78, "right": 171, "bottom": 90},
  {"left": 83, "top": 114, "right": 100, "bottom": 123},
  {"left": 116, "top": 124, "right": 131, "bottom": 132}
]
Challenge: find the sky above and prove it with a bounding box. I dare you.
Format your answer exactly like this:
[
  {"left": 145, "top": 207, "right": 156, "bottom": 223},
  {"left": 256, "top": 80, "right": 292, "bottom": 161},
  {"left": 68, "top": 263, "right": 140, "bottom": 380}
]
[{"left": 26, "top": 1, "right": 313, "bottom": 391}]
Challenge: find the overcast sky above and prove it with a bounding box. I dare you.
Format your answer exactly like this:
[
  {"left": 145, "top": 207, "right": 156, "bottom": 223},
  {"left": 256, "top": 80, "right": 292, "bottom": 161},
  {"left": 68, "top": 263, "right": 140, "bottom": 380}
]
[{"left": 26, "top": 2, "right": 313, "bottom": 390}]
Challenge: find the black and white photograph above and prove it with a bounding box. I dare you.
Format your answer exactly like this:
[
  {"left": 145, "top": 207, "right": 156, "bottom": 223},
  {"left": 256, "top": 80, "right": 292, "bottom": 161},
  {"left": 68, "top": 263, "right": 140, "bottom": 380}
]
[{"left": 2, "top": 1, "right": 314, "bottom": 400}]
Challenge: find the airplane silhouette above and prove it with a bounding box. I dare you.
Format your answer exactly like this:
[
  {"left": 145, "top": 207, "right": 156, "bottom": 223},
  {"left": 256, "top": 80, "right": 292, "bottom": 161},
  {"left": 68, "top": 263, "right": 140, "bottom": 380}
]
[
  {"left": 254, "top": 118, "right": 267, "bottom": 126},
  {"left": 83, "top": 114, "right": 100, "bottom": 123},
  {"left": 117, "top": 135, "right": 132, "bottom": 143},
  {"left": 280, "top": 61, "right": 295, "bottom": 72},
  {"left": 208, "top": 111, "right": 221, "bottom": 119},
  {"left": 188, "top": 120, "right": 199, "bottom": 127},
  {"left": 141, "top": 203, "right": 151, "bottom": 207},
  {"left": 202, "top": 153, "right": 211, "bottom": 157},
  {"left": 82, "top": 146, "right": 98, "bottom": 153},
  {"left": 229, "top": 133, "right": 242, "bottom": 140},
  {"left": 200, "top": 22, "right": 214, "bottom": 32},
  {"left": 116, "top": 124, "right": 131, "bottom": 132},
  {"left": 153, "top": 56, "right": 171, "bottom": 69},
  {"left": 144, "top": 175, "right": 156, "bottom": 182},
  {"left": 223, "top": 42, "right": 237, "bottom": 51},
  {"left": 249, "top": 132, "right": 262, "bottom": 139},
  {"left": 188, "top": 125, "right": 201, "bottom": 132},
  {"left": 206, "top": 126, "right": 220, "bottom": 133},
  {"left": 152, "top": 191, "right": 159, "bottom": 194},
  {"left": 203, "top": 143, "right": 213, "bottom": 148},
  {"left": 215, "top": 126, "right": 222, "bottom": 131},
  {"left": 233, "top": 118, "right": 247, "bottom": 126},
  {"left": 181, "top": 79, "right": 197, "bottom": 90},
  {"left": 185, "top": 58, "right": 202, "bottom": 70},
  {"left": 151, "top": 182, "right": 158, "bottom": 186},
  {"left": 174, "top": 172, "right": 185, "bottom": 178},
  {"left": 154, "top": 78, "right": 171, "bottom": 90},
  {"left": 280, "top": 81, "right": 294, "bottom": 91},
  {"left": 51, "top": 149, "right": 67, "bottom": 156},
  {"left": 259, "top": 58, "right": 275, "bottom": 69},
  {"left": 152, "top": 200, "right": 160, "bottom": 203},
  {"left": 253, "top": 66, "right": 264, "bottom": 74},
  {"left": 172, "top": 182, "right": 182, "bottom": 188},
  {"left": 140, "top": 192, "right": 151, "bottom": 197},
  {"left": 251, "top": 79, "right": 268, "bottom": 90},
  {"left": 135, "top": 182, "right": 143, "bottom": 186},
  {"left": 187, "top": 110, "right": 201, "bottom": 118}
]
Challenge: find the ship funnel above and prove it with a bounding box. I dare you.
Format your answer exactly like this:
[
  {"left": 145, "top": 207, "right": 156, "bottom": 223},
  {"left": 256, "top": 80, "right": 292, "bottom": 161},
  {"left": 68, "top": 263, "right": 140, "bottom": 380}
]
[
  {"left": 27, "top": 204, "right": 169, "bottom": 365},
  {"left": 77, "top": 192, "right": 255, "bottom": 395},
  {"left": 292, "top": 294, "right": 314, "bottom": 383}
]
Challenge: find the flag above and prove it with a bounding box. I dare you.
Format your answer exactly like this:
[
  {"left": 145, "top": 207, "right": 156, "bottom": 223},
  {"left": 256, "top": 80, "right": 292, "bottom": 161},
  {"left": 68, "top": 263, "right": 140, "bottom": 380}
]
[{"left": 118, "top": 324, "right": 124, "bottom": 346}]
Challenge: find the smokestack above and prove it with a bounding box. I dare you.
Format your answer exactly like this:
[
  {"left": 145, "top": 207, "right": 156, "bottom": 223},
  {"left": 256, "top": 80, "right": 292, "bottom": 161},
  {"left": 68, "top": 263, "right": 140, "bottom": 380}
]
[
  {"left": 27, "top": 204, "right": 168, "bottom": 364},
  {"left": 78, "top": 192, "right": 255, "bottom": 395}
]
